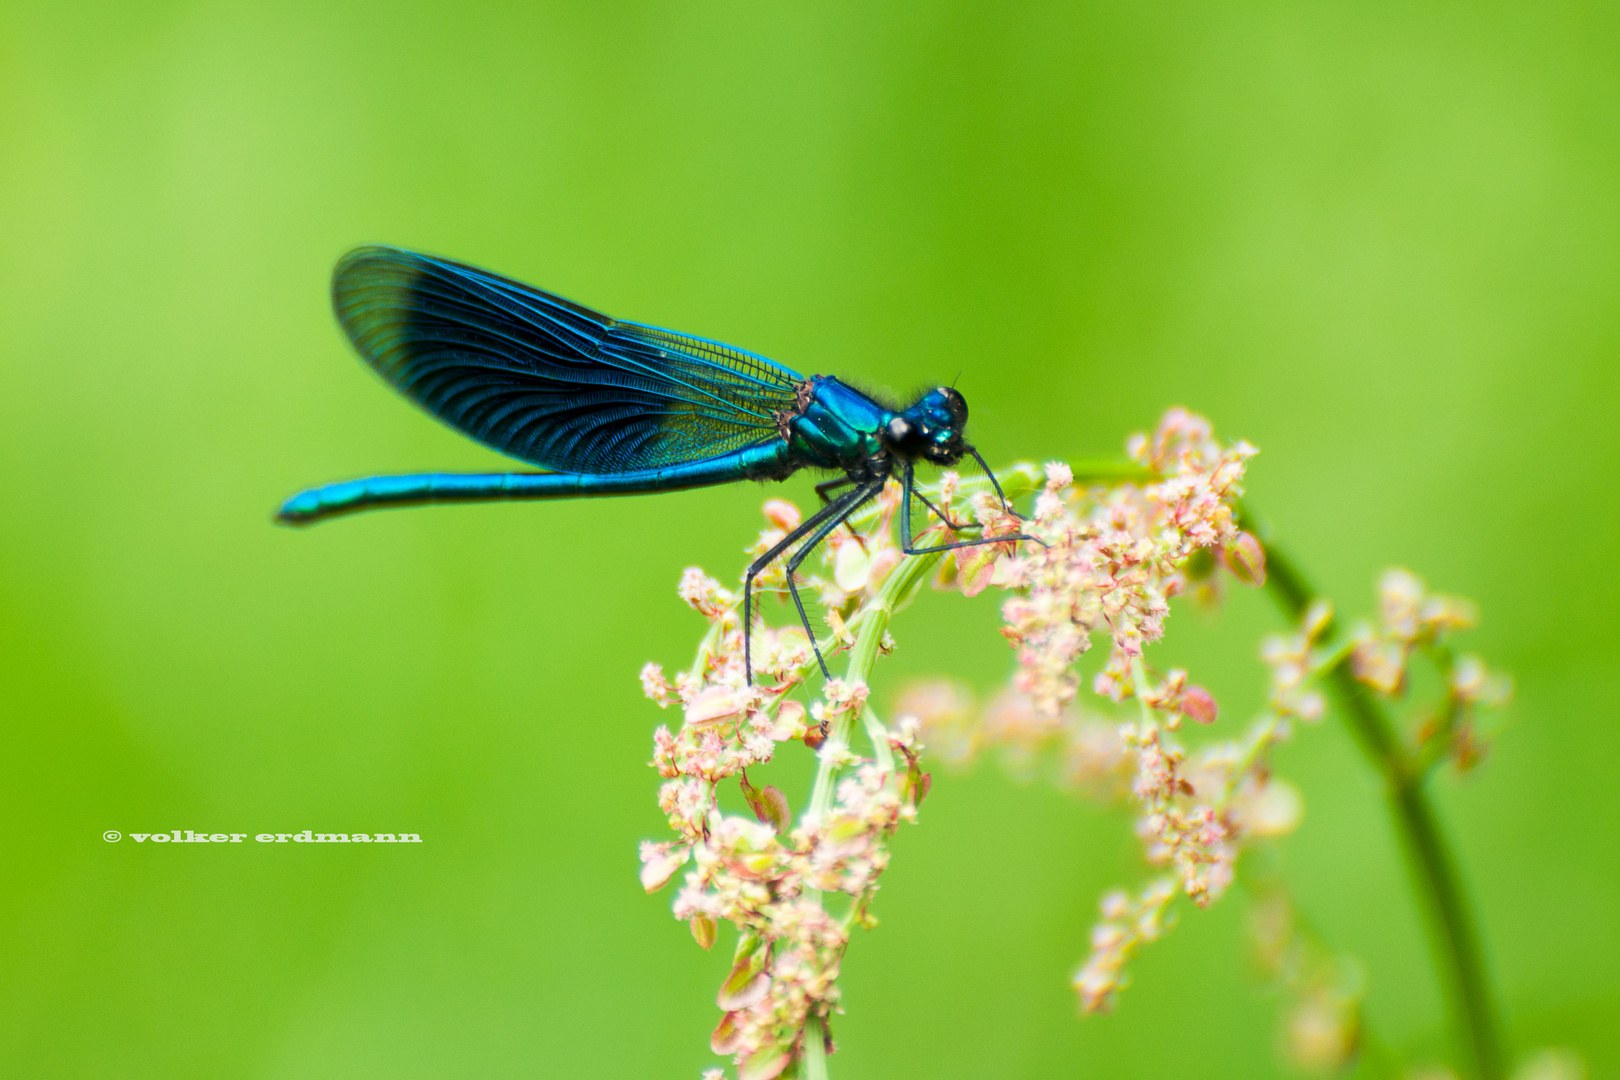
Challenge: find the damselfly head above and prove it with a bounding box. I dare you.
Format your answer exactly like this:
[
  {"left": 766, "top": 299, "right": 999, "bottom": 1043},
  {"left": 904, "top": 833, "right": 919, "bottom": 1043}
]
[{"left": 887, "top": 386, "right": 969, "bottom": 465}]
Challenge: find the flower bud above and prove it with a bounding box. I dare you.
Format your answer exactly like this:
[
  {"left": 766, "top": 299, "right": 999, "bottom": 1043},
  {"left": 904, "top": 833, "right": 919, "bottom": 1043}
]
[
  {"left": 758, "top": 784, "right": 792, "bottom": 834},
  {"left": 765, "top": 699, "right": 807, "bottom": 741},
  {"left": 1237, "top": 778, "right": 1303, "bottom": 837},
  {"left": 1351, "top": 637, "right": 1406, "bottom": 695},
  {"left": 710, "top": 1011, "right": 743, "bottom": 1055},
  {"left": 690, "top": 914, "right": 718, "bottom": 951},
  {"left": 957, "top": 542, "right": 1005, "bottom": 598},
  {"left": 717, "top": 950, "right": 771, "bottom": 1010},
  {"left": 1181, "top": 684, "right": 1219, "bottom": 724},
  {"left": 762, "top": 499, "right": 801, "bottom": 531},
  {"left": 638, "top": 841, "right": 689, "bottom": 893},
  {"left": 1283, "top": 991, "right": 1360, "bottom": 1072},
  {"left": 1221, "top": 531, "right": 1266, "bottom": 586},
  {"left": 685, "top": 685, "right": 751, "bottom": 727},
  {"left": 738, "top": 1045, "right": 792, "bottom": 1080},
  {"left": 1302, "top": 599, "right": 1334, "bottom": 641},
  {"left": 843, "top": 541, "right": 885, "bottom": 595}
]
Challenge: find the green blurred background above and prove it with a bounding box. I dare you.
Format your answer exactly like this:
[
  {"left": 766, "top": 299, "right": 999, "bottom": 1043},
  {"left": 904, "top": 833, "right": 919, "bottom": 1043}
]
[{"left": 2, "top": 1, "right": 1615, "bottom": 1076}]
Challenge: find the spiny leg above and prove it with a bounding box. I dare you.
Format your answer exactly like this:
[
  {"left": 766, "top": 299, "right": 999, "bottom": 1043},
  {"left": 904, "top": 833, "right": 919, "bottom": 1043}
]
[
  {"left": 745, "top": 488, "right": 865, "bottom": 682},
  {"left": 901, "top": 461, "right": 974, "bottom": 547},
  {"left": 815, "top": 475, "right": 865, "bottom": 544},
  {"left": 910, "top": 481, "right": 974, "bottom": 533},
  {"left": 744, "top": 483, "right": 871, "bottom": 684},
  {"left": 967, "top": 446, "right": 1025, "bottom": 521},
  {"left": 815, "top": 477, "right": 856, "bottom": 502},
  {"left": 783, "top": 481, "right": 885, "bottom": 678},
  {"left": 896, "top": 460, "right": 973, "bottom": 537},
  {"left": 900, "top": 460, "right": 1044, "bottom": 557}
]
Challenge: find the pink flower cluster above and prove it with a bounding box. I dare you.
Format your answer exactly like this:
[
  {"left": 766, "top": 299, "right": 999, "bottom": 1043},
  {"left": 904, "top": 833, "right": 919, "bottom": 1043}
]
[
  {"left": 1073, "top": 559, "right": 1514, "bottom": 1017},
  {"left": 1349, "top": 568, "right": 1478, "bottom": 695},
  {"left": 640, "top": 504, "right": 929, "bottom": 1080},
  {"left": 1067, "top": 591, "right": 1334, "bottom": 1013},
  {"left": 631, "top": 404, "right": 1523, "bottom": 1076},
  {"left": 1124, "top": 719, "right": 1237, "bottom": 907},
  {"left": 1073, "top": 879, "right": 1177, "bottom": 1013},
  {"left": 878, "top": 409, "right": 1273, "bottom": 1015},
  {"left": 1348, "top": 568, "right": 1511, "bottom": 770},
  {"left": 994, "top": 409, "right": 1257, "bottom": 718},
  {"left": 987, "top": 413, "right": 1265, "bottom": 914}
]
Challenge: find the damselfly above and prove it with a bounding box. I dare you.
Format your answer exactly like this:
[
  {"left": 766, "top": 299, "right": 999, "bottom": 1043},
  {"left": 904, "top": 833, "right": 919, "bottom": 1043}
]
[{"left": 279, "top": 247, "right": 1032, "bottom": 680}]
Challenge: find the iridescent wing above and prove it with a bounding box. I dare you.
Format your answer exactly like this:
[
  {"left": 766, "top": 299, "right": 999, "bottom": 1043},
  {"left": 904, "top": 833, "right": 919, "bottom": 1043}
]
[{"left": 331, "top": 246, "right": 804, "bottom": 473}]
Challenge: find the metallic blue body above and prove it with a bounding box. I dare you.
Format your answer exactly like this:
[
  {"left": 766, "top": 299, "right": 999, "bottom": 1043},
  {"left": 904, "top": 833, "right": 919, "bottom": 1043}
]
[
  {"left": 277, "top": 245, "right": 1028, "bottom": 679},
  {"left": 274, "top": 247, "right": 955, "bottom": 526},
  {"left": 786, "top": 376, "right": 890, "bottom": 472},
  {"left": 280, "top": 440, "right": 791, "bottom": 523}
]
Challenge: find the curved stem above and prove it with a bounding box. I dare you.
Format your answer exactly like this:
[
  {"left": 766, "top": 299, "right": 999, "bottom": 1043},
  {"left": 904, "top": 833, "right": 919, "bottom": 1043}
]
[{"left": 1238, "top": 501, "right": 1504, "bottom": 1080}]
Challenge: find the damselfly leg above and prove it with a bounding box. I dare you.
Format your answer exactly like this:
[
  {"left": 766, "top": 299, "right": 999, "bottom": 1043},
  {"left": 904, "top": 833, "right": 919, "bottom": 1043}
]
[
  {"left": 968, "top": 447, "right": 1026, "bottom": 521},
  {"left": 780, "top": 481, "right": 884, "bottom": 678},
  {"left": 744, "top": 482, "right": 875, "bottom": 683},
  {"left": 743, "top": 464, "right": 1040, "bottom": 685},
  {"left": 814, "top": 475, "right": 869, "bottom": 544},
  {"left": 909, "top": 484, "right": 972, "bottom": 532},
  {"left": 897, "top": 461, "right": 1043, "bottom": 557},
  {"left": 814, "top": 477, "right": 857, "bottom": 501}
]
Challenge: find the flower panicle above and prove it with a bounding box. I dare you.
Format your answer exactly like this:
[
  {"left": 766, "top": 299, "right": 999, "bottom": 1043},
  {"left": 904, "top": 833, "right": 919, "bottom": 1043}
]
[
  {"left": 900, "top": 410, "right": 1324, "bottom": 1016},
  {"left": 640, "top": 495, "right": 931, "bottom": 1080},
  {"left": 1346, "top": 567, "right": 1513, "bottom": 772},
  {"left": 1073, "top": 878, "right": 1177, "bottom": 1013},
  {"left": 634, "top": 406, "right": 1519, "bottom": 1075},
  {"left": 991, "top": 412, "right": 1262, "bottom": 721},
  {"left": 861, "top": 410, "right": 1273, "bottom": 1017}
]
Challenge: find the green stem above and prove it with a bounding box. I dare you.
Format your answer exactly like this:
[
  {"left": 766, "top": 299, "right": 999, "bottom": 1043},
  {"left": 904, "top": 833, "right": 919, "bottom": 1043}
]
[
  {"left": 1066, "top": 459, "right": 1161, "bottom": 485},
  {"left": 803, "top": 1017, "right": 830, "bottom": 1080},
  {"left": 797, "top": 550, "right": 943, "bottom": 1080},
  {"left": 1238, "top": 501, "right": 1504, "bottom": 1080},
  {"left": 807, "top": 550, "right": 942, "bottom": 822},
  {"left": 863, "top": 705, "right": 896, "bottom": 773}
]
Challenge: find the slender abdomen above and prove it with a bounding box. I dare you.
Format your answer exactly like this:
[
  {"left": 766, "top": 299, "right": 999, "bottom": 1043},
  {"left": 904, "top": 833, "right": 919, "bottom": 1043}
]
[{"left": 276, "top": 441, "right": 793, "bottom": 526}]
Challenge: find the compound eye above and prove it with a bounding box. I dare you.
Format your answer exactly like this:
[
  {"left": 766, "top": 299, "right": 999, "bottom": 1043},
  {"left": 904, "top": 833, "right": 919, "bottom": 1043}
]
[
  {"left": 886, "top": 416, "right": 912, "bottom": 443},
  {"left": 937, "top": 387, "right": 968, "bottom": 426}
]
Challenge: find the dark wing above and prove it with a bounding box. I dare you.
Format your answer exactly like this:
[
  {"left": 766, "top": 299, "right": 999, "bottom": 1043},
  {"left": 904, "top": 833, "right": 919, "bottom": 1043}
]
[{"left": 331, "top": 246, "right": 804, "bottom": 473}]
